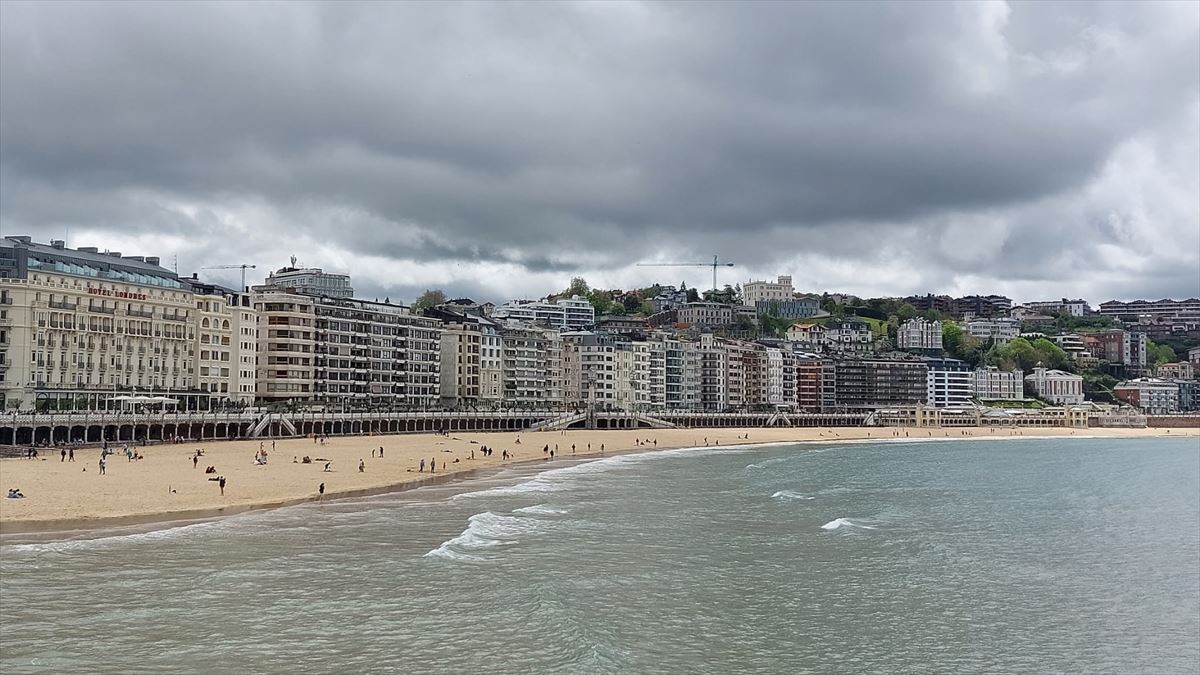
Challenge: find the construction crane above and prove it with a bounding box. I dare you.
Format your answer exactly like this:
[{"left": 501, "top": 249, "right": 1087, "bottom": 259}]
[
  {"left": 201, "top": 264, "right": 257, "bottom": 291},
  {"left": 636, "top": 255, "right": 734, "bottom": 293}
]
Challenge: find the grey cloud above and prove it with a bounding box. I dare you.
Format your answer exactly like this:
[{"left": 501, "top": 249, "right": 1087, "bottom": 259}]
[{"left": 1, "top": 0, "right": 1197, "bottom": 303}]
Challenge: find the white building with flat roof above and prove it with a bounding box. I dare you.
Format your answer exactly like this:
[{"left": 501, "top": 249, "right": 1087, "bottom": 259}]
[
  {"left": 742, "top": 276, "right": 794, "bottom": 305},
  {"left": 261, "top": 265, "right": 353, "bottom": 298},
  {"left": 1025, "top": 367, "right": 1084, "bottom": 405},
  {"left": 925, "top": 358, "right": 973, "bottom": 407},
  {"left": 966, "top": 317, "right": 1021, "bottom": 343},
  {"left": 974, "top": 366, "right": 1023, "bottom": 400}
]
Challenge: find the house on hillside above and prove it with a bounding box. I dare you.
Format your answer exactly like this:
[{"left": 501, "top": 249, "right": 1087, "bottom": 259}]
[{"left": 785, "top": 322, "right": 826, "bottom": 350}]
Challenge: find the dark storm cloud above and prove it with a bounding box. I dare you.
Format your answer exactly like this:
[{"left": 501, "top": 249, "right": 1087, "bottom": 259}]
[{"left": 1, "top": 0, "right": 1197, "bottom": 303}]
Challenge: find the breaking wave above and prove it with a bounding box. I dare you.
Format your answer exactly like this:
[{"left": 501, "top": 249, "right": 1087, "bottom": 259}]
[
  {"left": 424, "top": 511, "right": 538, "bottom": 561},
  {"left": 771, "top": 490, "right": 814, "bottom": 501},
  {"left": 513, "top": 504, "right": 567, "bottom": 516},
  {"left": 820, "top": 518, "right": 877, "bottom": 531}
]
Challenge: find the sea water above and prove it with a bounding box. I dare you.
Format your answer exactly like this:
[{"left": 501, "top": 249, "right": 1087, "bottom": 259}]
[{"left": 1, "top": 437, "right": 1197, "bottom": 674}]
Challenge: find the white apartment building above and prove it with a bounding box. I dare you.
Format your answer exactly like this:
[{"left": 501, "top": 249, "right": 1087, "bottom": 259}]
[
  {"left": 1050, "top": 334, "right": 1088, "bottom": 359},
  {"left": 499, "top": 323, "right": 563, "bottom": 407},
  {"left": 253, "top": 290, "right": 316, "bottom": 404},
  {"left": 723, "top": 339, "right": 752, "bottom": 411},
  {"left": 1156, "top": 362, "right": 1196, "bottom": 380},
  {"left": 561, "top": 332, "right": 617, "bottom": 408},
  {"left": 744, "top": 343, "right": 789, "bottom": 410},
  {"left": 492, "top": 296, "right": 595, "bottom": 331},
  {"left": 742, "top": 275, "right": 794, "bottom": 305},
  {"left": 966, "top": 317, "right": 1021, "bottom": 343},
  {"left": 1114, "top": 378, "right": 1179, "bottom": 414},
  {"left": 678, "top": 302, "right": 734, "bottom": 327},
  {"left": 262, "top": 264, "right": 354, "bottom": 298},
  {"left": 973, "top": 366, "right": 1024, "bottom": 401},
  {"left": 0, "top": 237, "right": 201, "bottom": 411},
  {"left": 925, "top": 358, "right": 974, "bottom": 408},
  {"left": 826, "top": 320, "right": 873, "bottom": 353},
  {"left": 1026, "top": 298, "right": 1089, "bottom": 317},
  {"left": 479, "top": 320, "right": 503, "bottom": 404},
  {"left": 1025, "top": 367, "right": 1084, "bottom": 405},
  {"left": 647, "top": 339, "right": 667, "bottom": 409},
  {"left": 786, "top": 323, "right": 826, "bottom": 350},
  {"left": 254, "top": 291, "right": 440, "bottom": 409},
  {"left": 898, "top": 318, "right": 943, "bottom": 350},
  {"left": 191, "top": 279, "right": 258, "bottom": 406},
  {"left": 656, "top": 335, "right": 701, "bottom": 410},
  {"left": 699, "top": 333, "right": 728, "bottom": 411},
  {"left": 614, "top": 341, "right": 652, "bottom": 411}
]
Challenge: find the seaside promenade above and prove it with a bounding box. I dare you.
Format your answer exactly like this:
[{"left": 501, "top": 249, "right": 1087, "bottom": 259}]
[{"left": 1, "top": 425, "right": 1187, "bottom": 536}]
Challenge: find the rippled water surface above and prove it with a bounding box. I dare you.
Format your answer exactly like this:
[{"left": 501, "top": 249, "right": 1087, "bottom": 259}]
[{"left": 2, "top": 437, "right": 1198, "bottom": 674}]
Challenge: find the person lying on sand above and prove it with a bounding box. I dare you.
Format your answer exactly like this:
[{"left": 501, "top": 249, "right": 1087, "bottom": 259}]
[{"left": 7, "top": 488, "right": 25, "bottom": 499}]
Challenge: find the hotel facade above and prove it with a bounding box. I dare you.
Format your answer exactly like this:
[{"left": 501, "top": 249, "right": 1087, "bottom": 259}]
[{"left": 0, "top": 236, "right": 207, "bottom": 411}]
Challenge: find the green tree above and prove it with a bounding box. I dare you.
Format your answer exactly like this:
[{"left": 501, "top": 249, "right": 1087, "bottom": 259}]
[
  {"left": 986, "top": 337, "right": 1042, "bottom": 371},
  {"left": 1031, "top": 337, "right": 1072, "bottom": 371},
  {"left": 896, "top": 303, "right": 917, "bottom": 321},
  {"left": 413, "top": 289, "right": 446, "bottom": 311},
  {"left": 1146, "top": 339, "right": 1178, "bottom": 365},
  {"left": 566, "top": 277, "right": 590, "bottom": 297}
]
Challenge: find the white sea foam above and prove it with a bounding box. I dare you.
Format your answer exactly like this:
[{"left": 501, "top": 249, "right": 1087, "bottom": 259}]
[
  {"left": 424, "top": 510, "right": 544, "bottom": 561},
  {"left": 746, "top": 455, "right": 799, "bottom": 471},
  {"left": 3, "top": 517, "right": 232, "bottom": 554},
  {"left": 771, "top": 490, "right": 814, "bottom": 501},
  {"left": 513, "top": 504, "right": 567, "bottom": 516},
  {"left": 820, "top": 517, "right": 877, "bottom": 531},
  {"left": 452, "top": 444, "right": 766, "bottom": 500}
]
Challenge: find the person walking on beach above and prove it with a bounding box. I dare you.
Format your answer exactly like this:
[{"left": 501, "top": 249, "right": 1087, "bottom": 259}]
[
  {"left": 359, "top": 459, "right": 365, "bottom": 473},
  {"left": 61, "top": 448, "right": 66, "bottom": 462},
  {"left": 371, "top": 448, "right": 376, "bottom": 458},
  {"left": 69, "top": 447, "right": 75, "bottom": 462},
  {"left": 419, "top": 459, "right": 426, "bottom": 472},
  {"left": 379, "top": 446, "right": 384, "bottom": 458},
  {"left": 219, "top": 476, "right": 227, "bottom": 496},
  {"left": 193, "top": 455, "right": 199, "bottom": 469},
  {"left": 430, "top": 457, "right": 436, "bottom": 473},
  {"left": 99, "top": 456, "right": 107, "bottom": 475},
  {"left": 318, "top": 482, "right": 325, "bottom": 500}
]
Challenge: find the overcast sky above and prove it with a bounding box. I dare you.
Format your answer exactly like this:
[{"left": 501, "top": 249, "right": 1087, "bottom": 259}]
[{"left": 1, "top": 1, "right": 1197, "bottom": 305}]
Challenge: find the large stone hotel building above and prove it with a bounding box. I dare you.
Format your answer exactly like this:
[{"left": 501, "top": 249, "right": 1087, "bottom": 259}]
[{"left": 0, "top": 236, "right": 205, "bottom": 410}]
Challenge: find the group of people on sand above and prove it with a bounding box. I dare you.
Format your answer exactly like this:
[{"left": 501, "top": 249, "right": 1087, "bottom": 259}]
[{"left": 634, "top": 438, "right": 658, "bottom": 447}]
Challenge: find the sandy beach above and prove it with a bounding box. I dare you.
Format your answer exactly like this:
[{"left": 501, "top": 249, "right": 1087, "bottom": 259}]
[{"left": 0, "top": 425, "right": 1190, "bottom": 535}]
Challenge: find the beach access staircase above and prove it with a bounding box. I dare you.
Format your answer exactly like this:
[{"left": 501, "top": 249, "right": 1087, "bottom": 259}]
[
  {"left": 525, "top": 411, "right": 588, "bottom": 432},
  {"left": 249, "top": 414, "right": 296, "bottom": 439}
]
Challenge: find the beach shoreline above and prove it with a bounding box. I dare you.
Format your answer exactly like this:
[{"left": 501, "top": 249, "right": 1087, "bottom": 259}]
[{"left": 0, "top": 425, "right": 1190, "bottom": 539}]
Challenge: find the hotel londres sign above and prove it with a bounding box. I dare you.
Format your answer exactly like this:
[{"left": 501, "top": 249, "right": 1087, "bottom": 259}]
[{"left": 87, "top": 287, "right": 148, "bottom": 301}]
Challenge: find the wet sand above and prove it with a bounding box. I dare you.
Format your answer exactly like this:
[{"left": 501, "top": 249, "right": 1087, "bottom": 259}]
[{"left": 0, "top": 425, "right": 1186, "bottom": 535}]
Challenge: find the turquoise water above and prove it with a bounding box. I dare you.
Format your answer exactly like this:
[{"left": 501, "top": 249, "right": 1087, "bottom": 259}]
[{"left": 2, "top": 437, "right": 1198, "bottom": 674}]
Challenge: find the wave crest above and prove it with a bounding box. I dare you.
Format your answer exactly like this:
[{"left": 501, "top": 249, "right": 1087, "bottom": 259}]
[
  {"left": 770, "top": 490, "right": 814, "bottom": 501},
  {"left": 820, "top": 517, "right": 877, "bottom": 531}
]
